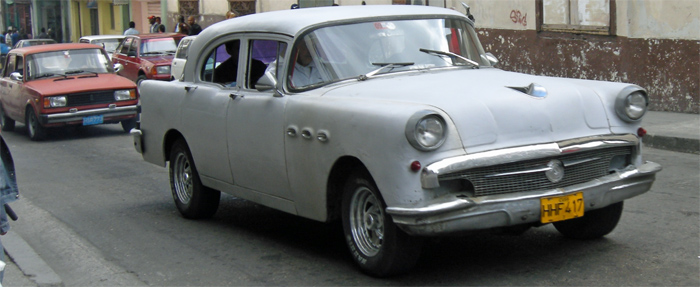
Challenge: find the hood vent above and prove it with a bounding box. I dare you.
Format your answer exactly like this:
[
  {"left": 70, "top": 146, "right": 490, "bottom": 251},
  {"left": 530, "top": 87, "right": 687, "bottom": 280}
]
[{"left": 508, "top": 83, "right": 548, "bottom": 98}]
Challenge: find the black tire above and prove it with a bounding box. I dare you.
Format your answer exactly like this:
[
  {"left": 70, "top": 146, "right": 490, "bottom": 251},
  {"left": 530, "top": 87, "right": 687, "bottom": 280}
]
[
  {"left": 0, "top": 105, "right": 15, "bottom": 132},
  {"left": 553, "top": 201, "right": 624, "bottom": 239},
  {"left": 26, "top": 107, "right": 46, "bottom": 141},
  {"left": 136, "top": 75, "right": 147, "bottom": 86},
  {"left": 120, "top": 118, "right": 137, "bottom": 132},
  {"left": 341, "top": 171, "right": 423, "bottom": 277},
  {"left": 169, "top": 139, "right": 220, "bottom": 219}
]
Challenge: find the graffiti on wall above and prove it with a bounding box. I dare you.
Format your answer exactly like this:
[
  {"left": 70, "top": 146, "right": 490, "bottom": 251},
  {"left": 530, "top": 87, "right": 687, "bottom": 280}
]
[{"left": 510, "top": 10, "right": 527, "bottom": 27}]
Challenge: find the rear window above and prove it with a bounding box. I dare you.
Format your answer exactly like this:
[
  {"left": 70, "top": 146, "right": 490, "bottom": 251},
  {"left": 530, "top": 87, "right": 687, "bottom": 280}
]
[{"left": 175, "top": 39, "right": 193, "bottom": 60}]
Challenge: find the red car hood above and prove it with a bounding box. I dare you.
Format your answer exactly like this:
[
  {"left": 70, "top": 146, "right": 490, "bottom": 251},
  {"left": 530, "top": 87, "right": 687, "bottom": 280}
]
[
  {"left": 26, "top": 73, "right": 137, "bottom": 95},
  {"left": 141, "top": 54, "right": 175, "bottom": 65}
]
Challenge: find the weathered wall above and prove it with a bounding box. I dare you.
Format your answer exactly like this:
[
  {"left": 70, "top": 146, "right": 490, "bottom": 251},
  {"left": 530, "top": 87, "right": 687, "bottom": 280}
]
[
  {"left": 463, "top": 0, "right": 700, "bottom": 113},
  {"left": 478, "top": 29, "right": 699, "bottom": 113}
]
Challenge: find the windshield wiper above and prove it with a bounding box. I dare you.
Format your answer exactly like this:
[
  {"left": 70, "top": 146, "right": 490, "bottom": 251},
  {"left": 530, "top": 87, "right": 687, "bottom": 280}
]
[
  {"left": 419, "top": 48, "right": 479, "bottom": 68},
  {"left": 64, "top": 70, "right": 99, "bottom": 77},
  {"left": 141, "top": 51, "right": 165, "bottom": 56},
  {"left": 359, "top": 62, "right": 414, "bottom": 81},
  {"left": 33, "top": 73, "right": 64, "bottom": 80}
]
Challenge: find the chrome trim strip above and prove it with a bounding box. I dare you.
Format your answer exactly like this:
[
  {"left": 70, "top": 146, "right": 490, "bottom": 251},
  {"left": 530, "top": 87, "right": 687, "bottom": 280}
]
[{"left": 421, "top": 134, "right": 638, "bottom": 189}]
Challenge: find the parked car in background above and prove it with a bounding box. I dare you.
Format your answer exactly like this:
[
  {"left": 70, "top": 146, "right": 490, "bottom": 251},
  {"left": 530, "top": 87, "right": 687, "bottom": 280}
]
[
  {"left": 79, "top": 35, "right": 125, "bottom": 60},
  {"left": 111, "top": 33, "right": 185, "bottom": 85},
  {"left": 0, "top": 43, "right": 139, "bottom": 140},
  {"left": 132, "top": 6, "right": 661, "bottom": 276},
  {"left": 12, "top": 39, "right": 57, "bottom": 49},
  {"left": 170, "top": 35, "right": 195, "bottom": 81}
]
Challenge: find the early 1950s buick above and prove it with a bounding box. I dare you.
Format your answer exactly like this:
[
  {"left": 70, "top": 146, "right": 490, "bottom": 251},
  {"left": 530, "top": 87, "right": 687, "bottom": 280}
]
[{"left": 132, "top": 5, "right": 661, "bottom": 276}]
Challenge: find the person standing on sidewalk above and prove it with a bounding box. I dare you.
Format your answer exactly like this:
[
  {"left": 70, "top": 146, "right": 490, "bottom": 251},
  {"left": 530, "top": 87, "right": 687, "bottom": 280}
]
[{"left": 0, "top": 134, "right": 19, "bottom": 284}]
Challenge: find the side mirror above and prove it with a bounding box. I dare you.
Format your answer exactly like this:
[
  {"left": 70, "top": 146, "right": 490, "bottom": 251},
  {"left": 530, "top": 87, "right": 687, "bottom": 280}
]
[
  {"left": 9, "top": 71, "right": 22, "bottom": 81},
  {"left": 483, "top": 52, "right": 499, "bottom": 67},
  {"left": 255, "top": 72, "right": 277, "bottom": 92},
  {"left": 114, "top": 63, "right": 124, "bottom": 73}
]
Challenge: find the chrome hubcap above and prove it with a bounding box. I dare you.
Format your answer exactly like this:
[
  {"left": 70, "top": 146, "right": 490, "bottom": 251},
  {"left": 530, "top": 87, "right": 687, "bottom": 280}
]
[
  {"left": 349, "top": 187, "right": 384, "bottom": 256},
  {"left": 173, "top": 152, "right": 193, "bottom": 204}
]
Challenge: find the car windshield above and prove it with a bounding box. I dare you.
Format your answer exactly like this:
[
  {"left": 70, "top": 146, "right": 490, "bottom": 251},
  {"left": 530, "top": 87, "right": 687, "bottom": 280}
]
[
  {"left": 26, "top": 48, "right": 111, "bottom": 80},
  {"left": 141, "top": 38, "right": 178, "bottom": 55},
  {"left": 93, "top": 39, "right": 122, "bottom": 53},
  {"left": 287, "top": 17, "right": 490, "bottom": 89}
]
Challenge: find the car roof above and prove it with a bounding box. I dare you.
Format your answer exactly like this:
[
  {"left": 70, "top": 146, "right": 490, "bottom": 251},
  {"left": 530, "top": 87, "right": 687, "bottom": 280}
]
[
  {"left": 79, "top": 35, "right": 125, "bottom": 41},
  {"left": 127, "top": 33, "right": 186, "bottom": 40},
  {"left": 199, "top": 5, "right": 466, "bottom": 39},
  {"left": 10, "top": 43, "right": 103, "bottom": 56}
]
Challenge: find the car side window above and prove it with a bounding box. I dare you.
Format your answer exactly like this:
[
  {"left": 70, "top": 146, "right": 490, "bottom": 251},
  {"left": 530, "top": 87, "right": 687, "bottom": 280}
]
[
  {"left": 119, "top": 38, "right": 132, "bottom": 55},
  {"left": 200, "top": 39, "right": 238, "bottom": 87},
  {"left": 246, "top": 40, "right": 286, "bottom": 89},
  {"left": 14, "top": 56, "right": 23, "bottom": 76},
  {"left": 175, "top": 39, "right": 191, "bottom": 60},
  {"left": 129, "top": 39, "right": 139, "bottom": 57},
  {"left": 3, "top": 55, "right": 15, "bottom": 77}
]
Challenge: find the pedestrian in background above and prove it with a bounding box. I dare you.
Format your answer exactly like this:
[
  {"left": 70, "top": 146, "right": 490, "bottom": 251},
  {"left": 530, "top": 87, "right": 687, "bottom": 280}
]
[
  {"left": 37, "top": 28, "right": 49, "bottom": 39},
  {"left": 124, "top": 21, "right": 139, "bottom": 35},
  {"left": 148, "top": 15, "right": 158, "bottom": 33},
  {"left": 3, "top": 28, "right": 11, "bottom": 48},
  {"left": 187, "top": 16, "right": 202, "bottom": 35},
  {"left": 174, "top": 16, "right": 186, "bottom": 33},
  {"left": 0, "top": 135, "right": 20, "bottom": 284}
]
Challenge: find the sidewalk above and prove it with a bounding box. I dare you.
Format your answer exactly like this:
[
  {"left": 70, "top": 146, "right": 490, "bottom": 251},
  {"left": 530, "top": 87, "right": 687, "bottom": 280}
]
[
  {"left": 1, "top": 111, "right": 697, "bottom": 287},
  {"left": 642, "top": 111, "right": 699, "bottom": 154}
]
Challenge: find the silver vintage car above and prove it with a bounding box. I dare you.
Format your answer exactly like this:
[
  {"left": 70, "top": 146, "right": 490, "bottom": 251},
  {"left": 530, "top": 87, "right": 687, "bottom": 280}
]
[{"left": 132, "top": 5, "right": 661, "bottom": 276}]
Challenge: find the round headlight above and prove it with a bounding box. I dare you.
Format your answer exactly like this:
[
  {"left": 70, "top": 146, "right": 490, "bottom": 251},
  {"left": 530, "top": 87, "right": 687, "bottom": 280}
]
[
  {"left": 615, "top": 86, "right": 648, "bottom": 122},
  {"left": 625, "top": 92, "right": 647, "bottom": 120},
  {"left": 406, "top": 111, "right": 447, "bottom": 151}
]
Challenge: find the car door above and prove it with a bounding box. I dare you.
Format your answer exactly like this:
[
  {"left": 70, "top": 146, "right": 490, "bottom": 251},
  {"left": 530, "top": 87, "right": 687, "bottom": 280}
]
[
  {"left": 225, "top": 37, "right": 293, "bottom": 200},
  {"left": 0, "top": 54, "right": 24, "bottom": 121}
]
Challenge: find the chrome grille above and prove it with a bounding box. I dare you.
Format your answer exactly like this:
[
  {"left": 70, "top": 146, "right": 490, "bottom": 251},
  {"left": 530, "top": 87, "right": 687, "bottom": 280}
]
[
  {"left": 439, "top": 146, "right": 632, "bottom": 196},
  {"left": 66, "top": 91, "right": 115, "bottom": 107}
]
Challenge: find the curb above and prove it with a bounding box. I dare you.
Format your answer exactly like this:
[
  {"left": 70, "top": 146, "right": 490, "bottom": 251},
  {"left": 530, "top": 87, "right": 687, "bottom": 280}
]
[
  {"left": 643, "top": 134, "right": 700, "bottom": 154},
  {"left": 3, "top": 230, "right": 62, "bottom": 287}
]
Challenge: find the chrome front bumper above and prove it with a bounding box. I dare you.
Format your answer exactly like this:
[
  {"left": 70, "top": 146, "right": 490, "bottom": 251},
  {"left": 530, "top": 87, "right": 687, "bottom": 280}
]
[
  {"left": 40, "top": 105, "right": 138, "bottom": 125},
  {"left": 387, "top": 134, "right": 662, "bottom": 236},
  {"left": 388, "top": 161, "right": 661, "bottom": 236}
]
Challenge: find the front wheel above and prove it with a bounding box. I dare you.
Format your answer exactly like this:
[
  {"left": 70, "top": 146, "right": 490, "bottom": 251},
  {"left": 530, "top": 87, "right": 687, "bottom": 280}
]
[
  {"left": 553, "top": 201, "right": 624, "bottom": 239},
  {"left": 169, "top": 139, "right": 220, "bottom": 219},
  {"left": 26, "top": 107, "right": 46, "bottom": 141},
  {"left": 0, "top": 105, "right": 15, "bottom": 132},
  {"left": 341, "top": 171, "right": 423, "bottom": 277}
]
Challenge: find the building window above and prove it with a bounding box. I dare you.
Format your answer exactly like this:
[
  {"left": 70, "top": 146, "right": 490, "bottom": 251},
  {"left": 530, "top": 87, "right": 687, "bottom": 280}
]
[
  {"left": 537, "top": 0, "right": 616, "bottom": 35},
  {"left": 179, "top": 0, "right": 199, "bottom": 17},
  {"left": 229, "top": 0, "right": 256, "bottom": 16}
]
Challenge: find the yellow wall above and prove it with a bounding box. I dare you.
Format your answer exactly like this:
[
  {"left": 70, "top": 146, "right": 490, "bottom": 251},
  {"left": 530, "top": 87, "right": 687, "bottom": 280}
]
[{"left": 69, "top": 0, "right": 129, "bottom": 43}]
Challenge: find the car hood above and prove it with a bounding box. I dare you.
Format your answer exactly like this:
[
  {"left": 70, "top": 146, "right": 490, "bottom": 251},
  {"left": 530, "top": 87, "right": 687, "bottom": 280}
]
[
  {"left": 322, "top": 68, "right": 622, "bottom": 153},
  {"left": 26, "top": 73, "right": 137, "bottom": 95},
  {"left": 140, "top": 54, "right": 175, "bottom": 65}
]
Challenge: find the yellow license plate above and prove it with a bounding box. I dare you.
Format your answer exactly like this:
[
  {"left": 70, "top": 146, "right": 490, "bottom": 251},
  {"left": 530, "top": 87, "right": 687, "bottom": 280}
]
[{"left": 540, "top": 192, "right": 584, "bottom": 223}]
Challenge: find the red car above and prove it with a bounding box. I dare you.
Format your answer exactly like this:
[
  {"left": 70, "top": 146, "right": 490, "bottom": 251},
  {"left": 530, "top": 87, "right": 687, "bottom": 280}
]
[
  {"left": 0, "top": 43, "right": 139, "bottom": 140},
  {"left": 111, "top": 33, "right": 185, "bottom": 84}
]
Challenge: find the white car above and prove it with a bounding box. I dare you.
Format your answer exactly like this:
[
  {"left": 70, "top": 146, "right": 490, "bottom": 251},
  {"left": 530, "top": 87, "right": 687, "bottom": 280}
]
[
  {"left": 79, "top": 35, "right": 125, "bottom": 60},
  {"left": 132, "top": 5, "right": 661, "bottom": 276},
  {"left": 170, "top": 35, "right": 196, "bottom": 81}
]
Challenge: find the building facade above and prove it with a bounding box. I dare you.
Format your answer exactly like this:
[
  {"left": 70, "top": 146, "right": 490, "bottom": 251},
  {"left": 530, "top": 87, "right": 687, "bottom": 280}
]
[{"left": 2, "top": 0, "right": 697, "bottom": 113}]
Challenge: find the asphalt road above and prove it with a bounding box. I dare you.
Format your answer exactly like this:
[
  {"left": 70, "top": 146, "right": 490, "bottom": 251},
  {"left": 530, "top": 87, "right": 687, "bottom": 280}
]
[{"left": 2, "top": 123, "right": 698, "bottom": 286}]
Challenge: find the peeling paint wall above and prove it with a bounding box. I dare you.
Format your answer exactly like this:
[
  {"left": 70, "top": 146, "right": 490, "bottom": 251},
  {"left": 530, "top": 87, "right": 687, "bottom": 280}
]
[{"left": 465, "top": 0, "right": 699, "bottom": 113}]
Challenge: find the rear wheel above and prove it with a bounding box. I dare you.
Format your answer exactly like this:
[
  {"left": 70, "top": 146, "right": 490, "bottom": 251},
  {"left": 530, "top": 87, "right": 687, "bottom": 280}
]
[
  {"left": 0, "top": 105, "right": 15, "bottom": 132},
  {"left": 169, "top": 139, "right": 220, "bottom": 219},
  {"left": 26, "top": 107, "right": 46, "bottom": 141},
  {"left": 553, "top": 201, "right": 624, "bottom": 239},
  {"left": 341, "top": 171, "right": 423, "bottom": 277}
]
